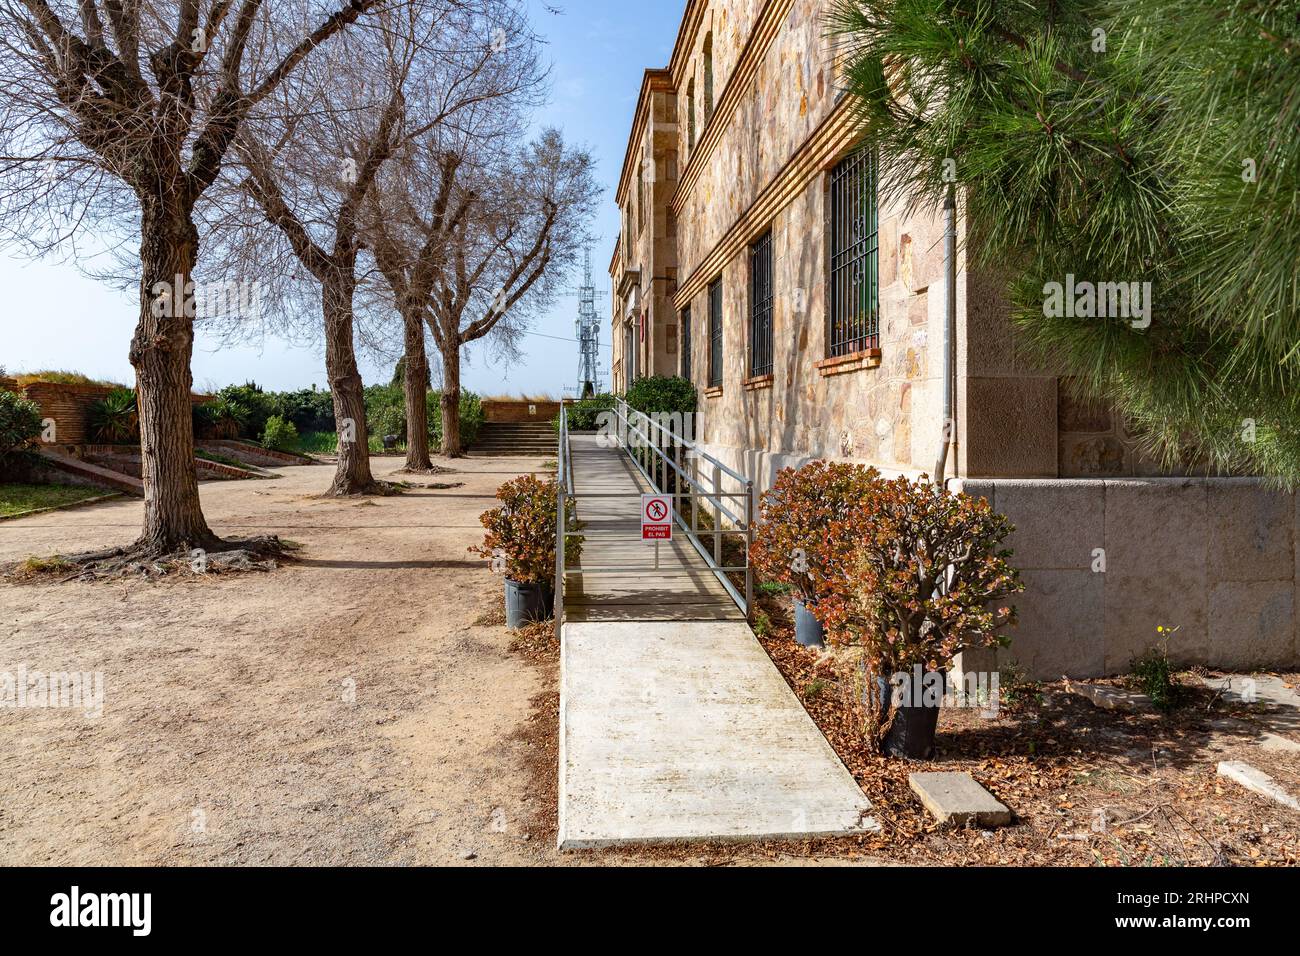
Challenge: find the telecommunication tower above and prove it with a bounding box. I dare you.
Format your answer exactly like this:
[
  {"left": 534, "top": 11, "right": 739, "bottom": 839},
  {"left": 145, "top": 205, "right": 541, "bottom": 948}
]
[{"left": 572, "top": 249, "right": 606, "bottom": 396}]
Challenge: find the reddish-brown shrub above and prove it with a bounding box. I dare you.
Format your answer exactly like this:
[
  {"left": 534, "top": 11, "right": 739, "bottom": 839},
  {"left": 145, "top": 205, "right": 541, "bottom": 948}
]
[
  {"left": 749, "top": 461, "right": 884, "bottom": 604},
  {"left": 818, "top": 475, "right": 1023, "bottom": 674},
  {"left": 471, "top": 475, "right": 580, "bottom": 586}
]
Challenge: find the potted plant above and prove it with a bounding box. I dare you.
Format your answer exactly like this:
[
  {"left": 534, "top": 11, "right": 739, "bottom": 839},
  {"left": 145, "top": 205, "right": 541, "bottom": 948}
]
[
  {"left": 817, "top": 476, "right": 1023, "bottom": 759},
  {"left": 749, "top": 461, "right": 882, "bottom": 647},
  {"left": 472, "top": 475, "right": 580, "bottom": 628}
]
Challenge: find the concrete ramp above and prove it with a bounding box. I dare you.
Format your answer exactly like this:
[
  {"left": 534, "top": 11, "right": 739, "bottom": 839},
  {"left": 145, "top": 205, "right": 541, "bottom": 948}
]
[{"left": 558, "top": 620, "right": 878, "bottom": 849}]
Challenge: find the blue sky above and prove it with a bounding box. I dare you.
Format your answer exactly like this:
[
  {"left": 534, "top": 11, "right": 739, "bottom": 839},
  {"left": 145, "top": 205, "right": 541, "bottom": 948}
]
[{"left": 0, "top": 0, "right": 683, "bottom": 397}]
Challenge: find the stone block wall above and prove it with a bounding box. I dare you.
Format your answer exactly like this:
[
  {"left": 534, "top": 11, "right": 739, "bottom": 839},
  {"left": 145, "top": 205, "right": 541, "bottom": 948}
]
[{"left": 958, "top": 477, "right": 1300, "bottom": 679}]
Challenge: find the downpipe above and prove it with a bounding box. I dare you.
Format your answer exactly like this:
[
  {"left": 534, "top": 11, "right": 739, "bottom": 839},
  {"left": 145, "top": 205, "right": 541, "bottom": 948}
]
[{"left": 933, "top": 185, "right": 957, "bottom": 487}]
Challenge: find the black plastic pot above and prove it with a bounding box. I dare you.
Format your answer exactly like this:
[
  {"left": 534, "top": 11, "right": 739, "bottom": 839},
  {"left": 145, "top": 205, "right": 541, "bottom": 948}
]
[
  {"left": 504, "top": 578, "right": 553, "bottom": 628},
  {"left": 792, "top": 597, "right": 825, "bottom": 648},
  {"left": 883, "top": 670, "right": 945, "bottom": 760}
]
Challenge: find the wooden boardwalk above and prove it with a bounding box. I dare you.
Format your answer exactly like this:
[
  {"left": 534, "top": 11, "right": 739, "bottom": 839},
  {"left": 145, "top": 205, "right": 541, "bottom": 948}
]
[{"left": 563, "top": 434, "right": 741, "bottom": 623}]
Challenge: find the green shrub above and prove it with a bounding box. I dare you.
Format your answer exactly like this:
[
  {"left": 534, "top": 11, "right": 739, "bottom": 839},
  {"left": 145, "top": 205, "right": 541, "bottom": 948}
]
[
  {"left": 295, "top": 431, "right": 339, "bottom": 455},
  {"left": 559, "top": 393, "right": 616, "bottom": 432},
  {"left": 216, "top": 382, "right": 276, "bottom": 439},
  {"left": 88, "top": 387, "right": 138, "bottom": 444},
  {"left": 260, "top": 415, "right": 299, "bottom": 452},
  {"left": 365, "top": 384, "right": 407, "bottom": 443},
  {"left": 0, "top": 388, "right": 43, "bottom": 465},
  {"left": 1129, "top": 626, "right": 1180, "bottom": 712},
  {"left": 270, "top": 387, "right": 334, "bottom": 434},
  {"left": 427, "top": 389, "right": 485, "bottom": 448},
  {"left": 624, "top": 375, "right": 696, "bottom": 416}
]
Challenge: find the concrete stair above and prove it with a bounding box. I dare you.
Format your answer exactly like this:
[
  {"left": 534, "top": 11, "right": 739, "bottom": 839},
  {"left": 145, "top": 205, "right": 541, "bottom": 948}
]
[
  {"left": 471, "top": 422, "right": 557, "bottom": 457},
  {"left": 37, "top": 448, "right": 145, "bottom": 497}
]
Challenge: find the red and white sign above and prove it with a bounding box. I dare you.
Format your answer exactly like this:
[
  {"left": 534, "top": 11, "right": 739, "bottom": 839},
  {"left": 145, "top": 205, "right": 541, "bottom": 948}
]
[{"left": 641, "top": 494, "right": 672, "bottom": 541}]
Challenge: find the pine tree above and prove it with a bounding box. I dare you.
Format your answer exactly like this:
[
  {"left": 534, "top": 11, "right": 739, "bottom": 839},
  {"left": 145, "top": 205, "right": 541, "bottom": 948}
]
[{"left": 831, "top": 0, "right": 1300, "bottom": 483}]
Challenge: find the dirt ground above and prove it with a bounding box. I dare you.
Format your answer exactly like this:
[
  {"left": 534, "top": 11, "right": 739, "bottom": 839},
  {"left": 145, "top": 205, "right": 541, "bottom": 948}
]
[{"left": 0, "top": 456, "right": 571, "bottom": 864}]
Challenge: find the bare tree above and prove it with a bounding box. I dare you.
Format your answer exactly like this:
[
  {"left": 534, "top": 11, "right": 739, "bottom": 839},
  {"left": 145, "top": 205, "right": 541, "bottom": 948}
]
[
  {"left": 0, "top": 0, "right": 386, "bottom": 561},
  {"left": 232, "top": 0, "right": 542, "bottom": 491},
  {"left": 369, "top": 127, "right": 597, "bottom": 457}
]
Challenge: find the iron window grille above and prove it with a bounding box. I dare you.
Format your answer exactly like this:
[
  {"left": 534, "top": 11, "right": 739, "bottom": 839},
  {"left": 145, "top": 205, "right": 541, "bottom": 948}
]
[
  {"left": 708, "top": 278, "right": 723, "bottom": 388},
  {"left": 749, "top": 231, "right": 774, "bottom": 377},
  {"left": 828, "top": 148, "right": 880, "bottom": 357}
]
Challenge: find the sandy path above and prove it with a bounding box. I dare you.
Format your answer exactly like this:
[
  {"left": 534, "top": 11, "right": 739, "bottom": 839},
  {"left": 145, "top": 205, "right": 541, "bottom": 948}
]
[{"left": 0, "top": 455, "right": 570, "bottom": 865}]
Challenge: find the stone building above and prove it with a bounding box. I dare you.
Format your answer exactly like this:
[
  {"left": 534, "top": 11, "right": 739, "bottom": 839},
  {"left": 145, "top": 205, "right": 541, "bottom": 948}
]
[{"left": 609, "top": 0, "right": 1299, "bottom": 679}]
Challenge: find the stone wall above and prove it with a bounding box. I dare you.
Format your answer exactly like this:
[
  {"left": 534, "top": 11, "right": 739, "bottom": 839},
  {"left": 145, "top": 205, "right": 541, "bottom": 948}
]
[{"left": 957, "top": 477, "right": 1299, "bottom": 679}]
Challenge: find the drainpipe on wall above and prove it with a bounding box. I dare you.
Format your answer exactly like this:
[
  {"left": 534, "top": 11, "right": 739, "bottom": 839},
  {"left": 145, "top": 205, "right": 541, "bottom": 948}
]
[{"left": 933, "top": 185, "right": 957, "bottom": 487}]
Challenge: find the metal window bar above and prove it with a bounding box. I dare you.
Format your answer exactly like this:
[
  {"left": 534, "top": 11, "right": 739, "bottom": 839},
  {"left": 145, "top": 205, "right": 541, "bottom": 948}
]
[
  {"left": 708, "top": 278, "right": 723, "bottom": 387},
  {"left": 749, "top": 231, "right": 774, "bottom": 377},
  {"left": 553, "top": 398, "right": 754, "bottom": 622},
  {"left": 828, "top": 148, "right": 879, "bottom": 357},
  {"left": 680, "top": 305, "right": 692, "bottom": 381}
]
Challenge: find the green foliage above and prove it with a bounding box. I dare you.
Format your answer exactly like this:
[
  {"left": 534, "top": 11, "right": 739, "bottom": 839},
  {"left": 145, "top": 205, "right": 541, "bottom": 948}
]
[
  {"left": 1129, "top": 625, "right": 1180, "bottom": 712},
  {"left": 0, "top": 388, "right": 44, "bottom": 464},
  {"left": 216, "top": 382, "right": 276, "bottom": 440},
  {"left": 830, "top": 0, "right": 1300, "bottom": 484},
  {"left": 270, "top": 388, "right": 335, "bottom": 434},
  {"left": 295, "top": 431, "right": 340, "bottom": 455},
  {"left": 624, "top": 376, "right": 696, "bottom": 416},
  {"left": 365, "top": 384, "right": 407, "bottom": 442},
  {"left": 470, "top": 475, "right": 580, "bottom": 586},
  {"left": 0, "top": 483, "right": 107, "bottom": 517},
  {"left": 559, "top": 393, "right": 616, "bottom": 432},
  {"left": 260, "top": 415, "right": 299, "bottom": 452},
  {"left": 88, "top": 387, "right": 138, "bottom": 444},
  {"left": 750, "top": 461, "right": 884, "bottom": 604}
]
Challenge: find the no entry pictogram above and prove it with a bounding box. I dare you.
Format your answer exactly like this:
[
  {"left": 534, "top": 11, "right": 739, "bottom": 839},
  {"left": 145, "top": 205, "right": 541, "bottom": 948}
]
[{"left": 641, "top": 494, "right": 672, "bottom": 541}]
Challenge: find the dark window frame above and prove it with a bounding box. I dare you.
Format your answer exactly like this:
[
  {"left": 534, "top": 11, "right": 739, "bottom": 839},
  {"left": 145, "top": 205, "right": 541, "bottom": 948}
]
[
  {"left": 708, "top": 278, "right": 723, "bottom": 388},
  {"left": 827, "top": 148, "right": 880, "bottom": 358},
  {"left": 748, "top": 230, "right": 774, "bottom": 377}
]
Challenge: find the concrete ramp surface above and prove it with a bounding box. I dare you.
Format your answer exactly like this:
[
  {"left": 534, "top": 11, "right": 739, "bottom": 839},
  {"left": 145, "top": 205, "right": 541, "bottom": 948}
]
[{"left": 558, "top": 620, "right": 879, "bottom": 849}]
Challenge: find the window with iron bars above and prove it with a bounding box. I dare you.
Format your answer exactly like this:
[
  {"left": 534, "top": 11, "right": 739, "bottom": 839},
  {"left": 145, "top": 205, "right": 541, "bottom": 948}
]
[
  {"left": 749, "top": 231, "right": 774, "bottom": 377},
  {"left": 708, "top": 278, "right": 723, "bottom": 387},
  {"left": 828, "top": 148, "right": 879, "bottom": 357},
  {"left": 680, "top": 305, "right": 692, "bottom": 381}
]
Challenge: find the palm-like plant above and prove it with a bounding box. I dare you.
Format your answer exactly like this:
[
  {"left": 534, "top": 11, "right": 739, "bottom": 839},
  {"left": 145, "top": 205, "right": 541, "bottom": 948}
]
[
  {"left": 89, "top": 388, "right": 138, "bottom": 444},
  {"left": 829, "top": 0, "right": 1300, "bottom": 483}
]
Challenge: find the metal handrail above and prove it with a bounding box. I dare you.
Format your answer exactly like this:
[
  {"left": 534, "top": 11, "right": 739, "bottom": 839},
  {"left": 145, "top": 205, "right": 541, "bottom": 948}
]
[{"left": 553, "top": 398, "right": 756, "bottom": 626}]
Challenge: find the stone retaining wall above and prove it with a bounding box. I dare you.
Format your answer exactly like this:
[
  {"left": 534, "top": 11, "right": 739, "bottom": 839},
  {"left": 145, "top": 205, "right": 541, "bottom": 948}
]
[{"left": 955, "top": 478, "right": 1299, "bottom": 680}]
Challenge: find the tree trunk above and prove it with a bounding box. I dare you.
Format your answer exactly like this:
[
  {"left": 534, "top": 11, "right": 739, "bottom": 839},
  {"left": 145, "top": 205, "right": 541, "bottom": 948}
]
[
  {"left": 322, "top": 272, "right": 378, "bottom": 495},
  {"left": 129, "top": 199, "right": 221, "bottom": 555},
  {"left": 401, "top": 309, "right": 433, "bottom": 471},
  {"left": 440, "top": 342, "right": 464, "bottom": 458}
]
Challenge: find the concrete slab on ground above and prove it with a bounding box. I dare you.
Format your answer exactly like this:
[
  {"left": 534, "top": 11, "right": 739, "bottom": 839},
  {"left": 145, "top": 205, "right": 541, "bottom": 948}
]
[
  {"left": 558, "top": 620, "right": 878, "bottom": 849},
  {"left": 908, "top": 772, "right": 1012, "bottom": 827},
  {"left": 1216, "top": 761, "right": 1300, "bottom": 812}
]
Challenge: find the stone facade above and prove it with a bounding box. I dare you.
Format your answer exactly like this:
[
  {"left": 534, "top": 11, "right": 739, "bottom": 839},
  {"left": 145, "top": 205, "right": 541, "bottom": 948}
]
[{"left": 609, "top": 0, "right": 1299, "bottom": 678}]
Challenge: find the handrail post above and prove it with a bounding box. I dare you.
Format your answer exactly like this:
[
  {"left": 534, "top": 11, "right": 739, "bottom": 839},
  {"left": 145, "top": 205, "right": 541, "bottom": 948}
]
[
  {"left": 744, "top": 477, "right": 754, "bottom": 622},
  {"left": 555, "top": 405, "right": 566, "bottom": 642},
  {"left": 712, "top": 463, "right": 722, "bottom": 565}
]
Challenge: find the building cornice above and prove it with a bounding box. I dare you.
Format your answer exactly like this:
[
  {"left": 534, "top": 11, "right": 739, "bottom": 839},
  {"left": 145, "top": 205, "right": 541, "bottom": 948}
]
[
  {"left": 673, "top": 97, "right": 860, "bottom": 310},
  {"left": 613, "top": 69, "right": 674, "bottom": 208},
  {"left": 669, "top": 0, "right": 796, "bottom": 219}
]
